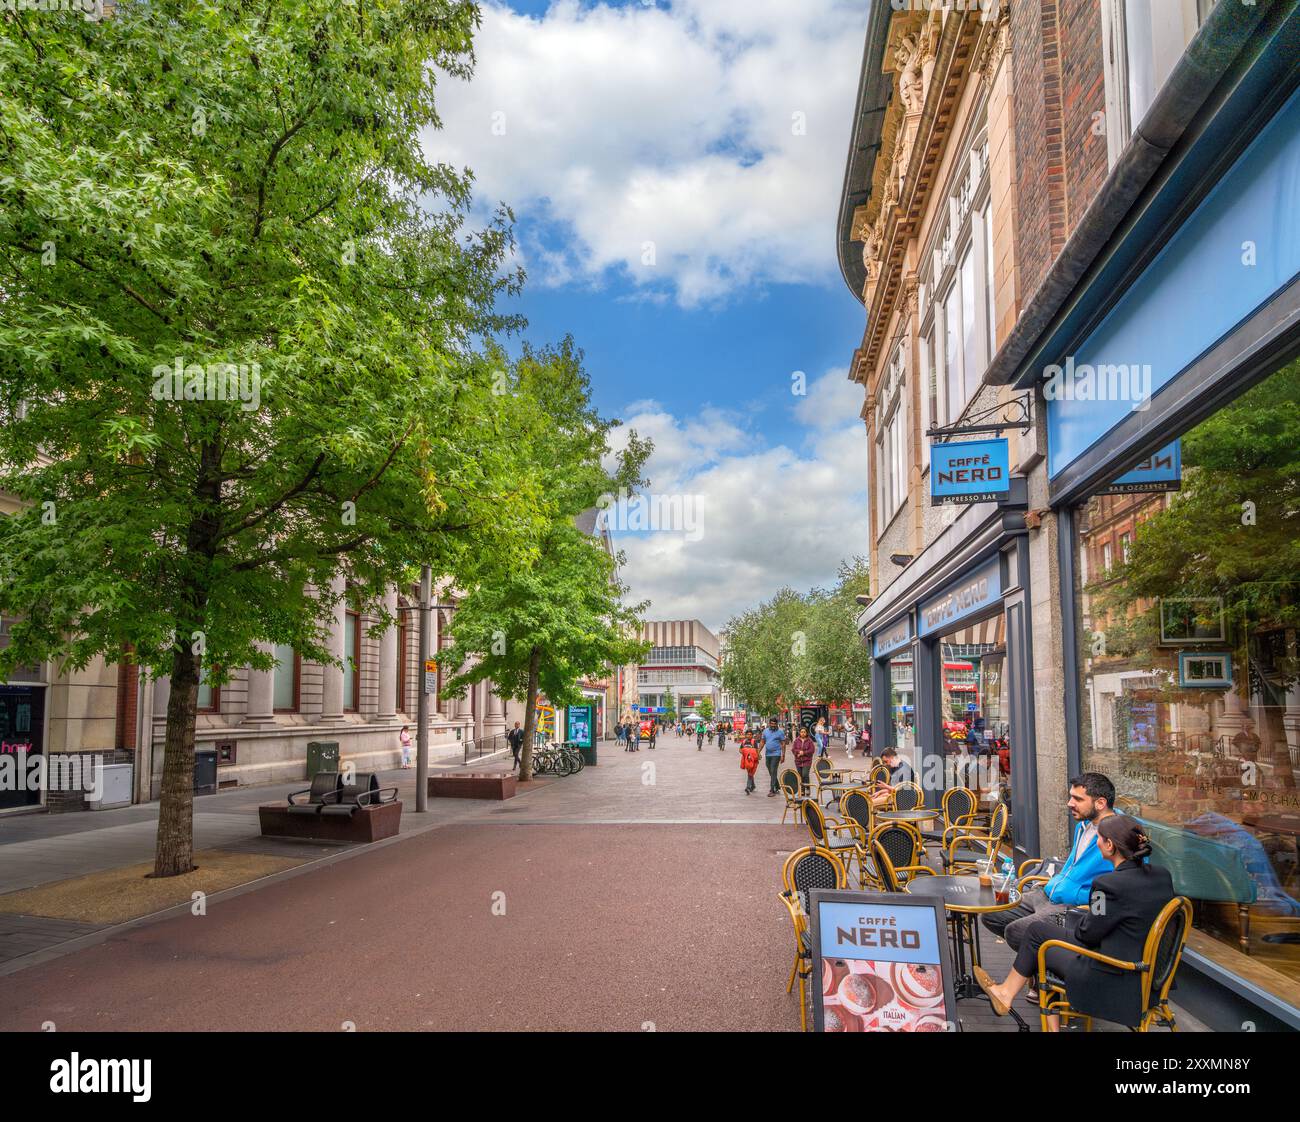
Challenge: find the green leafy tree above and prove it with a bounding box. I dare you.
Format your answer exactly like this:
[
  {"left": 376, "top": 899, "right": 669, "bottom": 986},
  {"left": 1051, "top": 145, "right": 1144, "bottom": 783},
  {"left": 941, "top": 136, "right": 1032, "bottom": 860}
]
[
  {"left": 437, "top": 342, "right": 652, "bottom": 779},
  {"left": 803, "top": 559, "right": 873, "bottom": 706},
  {"left": 0, "top": 2, "right": 534, "bottom": 876},
  {"left": 662, "top": 686, "right": 677, "bottom": 722},
  {"left": 722, "top": 587, "right": 809, "bottom": 717},
  {"left": 696, "top": 696, "right": 713, "bottom": 722}
]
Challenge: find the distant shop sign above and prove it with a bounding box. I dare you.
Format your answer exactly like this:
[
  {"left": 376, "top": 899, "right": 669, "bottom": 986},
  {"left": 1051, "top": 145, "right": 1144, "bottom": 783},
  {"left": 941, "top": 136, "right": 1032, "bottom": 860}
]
[
  {"left": 930, "top": 439, "right": 1010, "bottom": 505},
  {"left": 873, "top": 615, "right": 912, "bottom": 659},
  {"left": 919, "top": 557, "right": 1003, "bottom": 637}
]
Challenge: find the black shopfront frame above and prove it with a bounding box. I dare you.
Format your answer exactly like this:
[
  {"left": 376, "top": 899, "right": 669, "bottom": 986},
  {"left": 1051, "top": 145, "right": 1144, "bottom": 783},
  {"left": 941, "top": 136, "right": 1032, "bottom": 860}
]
[{"left": 867, "top": 534, "right": 1040, "bottom": 862}]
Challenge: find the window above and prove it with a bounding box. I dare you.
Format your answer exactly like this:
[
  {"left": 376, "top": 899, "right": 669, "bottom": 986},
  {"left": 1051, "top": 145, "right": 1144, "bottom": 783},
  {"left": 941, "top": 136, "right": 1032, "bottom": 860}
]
[
  {"left": 272, "top": 644, "right": 298, "bottom": 712},
  {"left": 922, "top": 131, "right": 991, "bottom": 432},
  {"left": 344, "top": 611, "right": 359, "bottom": 711},
  {"left": 1102, "top": 541, "right": 1113, "bottom": 573},
  {"left": 983, "top": 204, "right": 996, "bottom": 357},
  {"left": 196, "top": 665, "right": 219, "bottom": 712},
  {"left": 877, "top": 342, "right": 908, "bottom": 524},
  {"left": 396, "top": 616, "right": 408, "bottom": 712},
  {"left": 1102, "top": 0, "right": 1218, "bottom": 166},
  {"left": 1072, "top": 359, "right": 1299, "bottom": 1001},
  {"left": 920, "top": 330, "right": 936, "bottom": 469},
  {"left": 1120, "top": 532, "right": 1132, "bottom": 563}
]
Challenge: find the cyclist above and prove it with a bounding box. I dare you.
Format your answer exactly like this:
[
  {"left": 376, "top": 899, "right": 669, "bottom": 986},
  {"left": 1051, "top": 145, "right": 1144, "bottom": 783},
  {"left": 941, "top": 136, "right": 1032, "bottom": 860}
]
[
  {"left": 696, "top": 723, "right": 705, "bottom": 751},
  {"left": 717, "top": 723, "right": 727, "bottom": 750}
]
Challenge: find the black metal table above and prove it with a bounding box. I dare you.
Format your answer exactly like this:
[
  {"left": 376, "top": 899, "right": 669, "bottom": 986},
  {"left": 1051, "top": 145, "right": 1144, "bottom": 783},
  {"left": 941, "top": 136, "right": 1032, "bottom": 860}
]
[{"left": 905, "top": 875, "right": 1026, "bottom": 1028}]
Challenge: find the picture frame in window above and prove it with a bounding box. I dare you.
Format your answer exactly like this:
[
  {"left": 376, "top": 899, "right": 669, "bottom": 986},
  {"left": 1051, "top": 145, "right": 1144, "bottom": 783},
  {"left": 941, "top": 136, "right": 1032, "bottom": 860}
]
[
  {"left": 1159, "top": 596, "right": 1225, "bottom": 644},
  {"left": 1178, "top": 651, "right": 1233, "bottom": 689}
]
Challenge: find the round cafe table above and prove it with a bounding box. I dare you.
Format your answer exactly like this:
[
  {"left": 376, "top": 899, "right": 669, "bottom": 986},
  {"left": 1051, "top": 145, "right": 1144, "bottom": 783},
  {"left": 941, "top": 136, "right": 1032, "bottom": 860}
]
[
  {"left": 875, "top": 808, "right": 940, "bottom": 826},
  {"left": 905, "top": 875, "right": 1022, "bottom": 1018}
]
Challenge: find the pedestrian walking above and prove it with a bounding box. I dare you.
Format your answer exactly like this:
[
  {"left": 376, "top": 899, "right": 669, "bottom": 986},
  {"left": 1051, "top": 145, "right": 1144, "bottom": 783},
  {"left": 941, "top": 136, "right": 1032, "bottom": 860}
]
[
  {"left": 717, "top": 724, "right": 727, "bottom": 750},
  {"left": 762, "top": 718, "right": 786, "bottom": 796},
  {"left": 792, "top": 726, "right": 816, "bottom": 794},
  {"left": 814, "top": 716, "right": 829, "bottom": 759},
  {"left": 507, "top": 721, "right": 525, "bottom": 771},
  {"left": 399, "top": 725, "right": 412, "bottom": 769},
  {"left": 843, "top": 717, "right": 857, "bottom": 759},
  {"left": 740, "top": 736, "right": 759, "bottom": 795}
]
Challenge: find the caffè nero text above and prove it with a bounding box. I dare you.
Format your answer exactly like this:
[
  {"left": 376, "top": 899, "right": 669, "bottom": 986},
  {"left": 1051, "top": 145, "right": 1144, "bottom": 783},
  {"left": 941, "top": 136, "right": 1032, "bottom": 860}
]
[
  {"left": 935, "top": 451, "right": 1003, "bottom": 490},
  {"left": 836, "top": 915, "right": 922, "bottom": 950}
]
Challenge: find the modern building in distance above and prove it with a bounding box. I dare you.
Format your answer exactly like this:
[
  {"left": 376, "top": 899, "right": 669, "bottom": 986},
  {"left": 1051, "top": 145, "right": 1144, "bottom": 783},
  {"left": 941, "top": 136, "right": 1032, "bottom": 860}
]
[{"left": 635, "top": 620, "right": 721, "bottom": 717}]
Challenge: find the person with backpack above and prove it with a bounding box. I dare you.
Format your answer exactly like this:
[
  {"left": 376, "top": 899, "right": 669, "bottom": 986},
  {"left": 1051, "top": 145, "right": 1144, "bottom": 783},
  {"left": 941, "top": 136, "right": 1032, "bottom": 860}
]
[{"left": 739, "top": 736, "right": 759, "bottom": 795}]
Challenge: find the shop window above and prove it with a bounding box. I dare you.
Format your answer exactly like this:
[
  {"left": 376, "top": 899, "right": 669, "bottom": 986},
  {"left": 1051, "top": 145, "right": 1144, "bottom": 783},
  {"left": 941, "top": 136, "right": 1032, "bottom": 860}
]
[
  {"left": 1101, "top": 0, "right": 1219, "bottom": 167},
  {"left": 272, "top": 644, "right": 299, "bottom": 712},
  {"left": 1102, "top": 541, "right": 1113, "bottom": 573},
  {"left": 1072, "top": 359, "right": 1300, "bottom": 999},
  {"left": 876, "top": 341, "right": 908, "bottom": 524}
]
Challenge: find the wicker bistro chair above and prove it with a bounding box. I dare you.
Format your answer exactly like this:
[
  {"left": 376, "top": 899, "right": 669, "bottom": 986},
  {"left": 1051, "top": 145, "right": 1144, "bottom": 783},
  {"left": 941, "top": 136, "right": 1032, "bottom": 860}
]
[
  {"left": 1036, "top": 896, "right": 1193, "bottom": 1032},
  {"left": 892, "top": 781, "right": 924, "bottom": 812},
  {"left": 871, "top": 838, "right": 937, "bottom": 892},
  {"left": 867, "top": 822, "right": 926, "bottom": 889},
  {"left": 780, "top": 768, "right": 814, "bottom": 825},
  {"left": 778, "top": 846, "right": 849, "bottom": 1031},
  {"left": 942, "top": 801, "right": 1009, "bottom": 874},
  {"left": 838, "top": 789, "right": 877, "bottom": 888},
  {"left": 921, "top": 787, "right": 978, "bottom": 849},
  {"left": 803, "top": 799, "right": 864, "bottom": 879},
  {"left": 868, "top": 764, "right": 891, "bottom": 786}
]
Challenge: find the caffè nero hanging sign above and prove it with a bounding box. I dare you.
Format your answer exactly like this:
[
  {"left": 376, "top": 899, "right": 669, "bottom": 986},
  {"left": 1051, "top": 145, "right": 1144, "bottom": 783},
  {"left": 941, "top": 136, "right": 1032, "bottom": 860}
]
[{"left": 930, "top": 438, "right": 1010, "bottom": 505}]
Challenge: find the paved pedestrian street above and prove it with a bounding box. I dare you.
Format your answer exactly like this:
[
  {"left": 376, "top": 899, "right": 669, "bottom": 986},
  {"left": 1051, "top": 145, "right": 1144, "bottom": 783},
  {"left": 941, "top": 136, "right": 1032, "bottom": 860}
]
[{"left": 0, "top": 735, "right": 1205, "bottom": 1032}]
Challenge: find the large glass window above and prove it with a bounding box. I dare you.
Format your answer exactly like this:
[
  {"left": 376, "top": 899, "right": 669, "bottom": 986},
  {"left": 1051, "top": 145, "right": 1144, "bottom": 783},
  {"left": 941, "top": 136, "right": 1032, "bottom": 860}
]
[
  {"left": 960, "top": 245, "right": 978, "bottom": 406},
  {"left": 1073, "top": 359, "right": 1300, "bottom": 998},
  {"left": 272, "top": 643, "right": 297, "bottom": 711},
  {"left": 344, "top": 611, "right": 359, "bottom": 711},
  {"left": 943, "top": 278, "right": 962, "bottom": 424}
]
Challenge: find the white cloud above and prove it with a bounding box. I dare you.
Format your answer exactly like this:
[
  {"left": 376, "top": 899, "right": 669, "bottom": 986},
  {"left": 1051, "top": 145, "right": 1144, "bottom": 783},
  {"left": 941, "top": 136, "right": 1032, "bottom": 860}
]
[
  {"left": 430, "top": 0, "right": 866, "bottom": 306},
  {"left": 608, "top": 376, "right": 869, "bottom": 629}
]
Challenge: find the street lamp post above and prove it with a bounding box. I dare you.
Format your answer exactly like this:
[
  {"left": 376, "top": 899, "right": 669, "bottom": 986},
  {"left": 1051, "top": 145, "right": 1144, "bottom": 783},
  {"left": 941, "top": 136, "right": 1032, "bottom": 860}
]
[{"left": 416, "top": 565, "right": 431, "bottom": 813}]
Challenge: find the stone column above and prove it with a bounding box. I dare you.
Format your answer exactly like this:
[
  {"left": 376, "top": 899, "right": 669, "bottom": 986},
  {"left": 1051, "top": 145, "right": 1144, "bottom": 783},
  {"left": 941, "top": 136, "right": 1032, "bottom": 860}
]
[
  {"left": 319, "top": 573, "right": 346, "bottom": 722},
  {"left": 153, "top": 674, "right": 171, "bottom": 717},
  {"left": 243, "top": 642, "right": 276, "bottom": 725},
  {"left": 377, "top": 587, "right": 399, "bottom": 720},
  {"left": 484, "top": 686, "right": 507, "bottom": 737}
]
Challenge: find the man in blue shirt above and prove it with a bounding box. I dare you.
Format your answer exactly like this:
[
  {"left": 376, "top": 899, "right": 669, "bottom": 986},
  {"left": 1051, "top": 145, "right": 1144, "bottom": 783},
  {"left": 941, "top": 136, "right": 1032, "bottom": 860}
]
[
  {"left": 762, "top": 717, "right": 787, "bottom": 796},
  {"left": 982, "top": 772, "right": 1117, "bottom": 951}
]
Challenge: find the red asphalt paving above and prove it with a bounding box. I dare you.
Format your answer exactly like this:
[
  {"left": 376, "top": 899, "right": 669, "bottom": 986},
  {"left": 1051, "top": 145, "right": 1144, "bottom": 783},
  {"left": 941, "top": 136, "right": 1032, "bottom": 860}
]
[{"left": 0, "top": 821, "right": 801, "bottom": 1032}]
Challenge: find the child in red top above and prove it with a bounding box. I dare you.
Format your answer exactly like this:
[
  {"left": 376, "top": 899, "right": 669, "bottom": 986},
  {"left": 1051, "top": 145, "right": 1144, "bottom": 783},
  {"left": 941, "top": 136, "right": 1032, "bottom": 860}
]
[{"left": 739, "top": 738, "right": 760, "bottom": 795}]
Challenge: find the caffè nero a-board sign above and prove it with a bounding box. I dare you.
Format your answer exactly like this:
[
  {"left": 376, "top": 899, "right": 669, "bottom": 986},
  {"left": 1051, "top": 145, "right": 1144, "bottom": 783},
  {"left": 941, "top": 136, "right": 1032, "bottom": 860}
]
[{"left": 810, "top": 890, "right": 958, "bottom": 1032}]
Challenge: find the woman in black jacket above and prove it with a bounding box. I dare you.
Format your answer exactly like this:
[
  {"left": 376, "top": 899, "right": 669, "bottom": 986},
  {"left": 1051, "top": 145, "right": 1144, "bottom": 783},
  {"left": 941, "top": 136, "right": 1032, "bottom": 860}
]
[{"left": 977, "top": 815, "right": 1176, "bottom": 1029}]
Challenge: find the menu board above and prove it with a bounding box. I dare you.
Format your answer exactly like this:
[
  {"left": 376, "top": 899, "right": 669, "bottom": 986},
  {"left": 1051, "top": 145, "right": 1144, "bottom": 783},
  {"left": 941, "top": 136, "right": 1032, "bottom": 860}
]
[{"left": 809, "top": 891, "right": 957, "bottom": 1032}]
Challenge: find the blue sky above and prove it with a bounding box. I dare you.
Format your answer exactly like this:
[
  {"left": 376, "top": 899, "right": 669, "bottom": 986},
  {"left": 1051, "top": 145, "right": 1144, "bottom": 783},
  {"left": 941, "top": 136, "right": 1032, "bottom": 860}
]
[{"left": 430, "top": 0, "right": 870, "bottom": 629}]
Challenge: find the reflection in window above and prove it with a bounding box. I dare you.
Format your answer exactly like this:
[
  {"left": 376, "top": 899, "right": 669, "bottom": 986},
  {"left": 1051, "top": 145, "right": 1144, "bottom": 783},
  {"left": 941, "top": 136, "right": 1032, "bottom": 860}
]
[{"left": 1074, "top": 359, "right": 1300, "bottom": 995}]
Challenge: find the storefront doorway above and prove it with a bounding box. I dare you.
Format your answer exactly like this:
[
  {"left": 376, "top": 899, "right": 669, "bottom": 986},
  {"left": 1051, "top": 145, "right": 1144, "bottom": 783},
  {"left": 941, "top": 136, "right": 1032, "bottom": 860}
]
[{"left": 0, "top": 683, "right": 46, "bottom": 812}]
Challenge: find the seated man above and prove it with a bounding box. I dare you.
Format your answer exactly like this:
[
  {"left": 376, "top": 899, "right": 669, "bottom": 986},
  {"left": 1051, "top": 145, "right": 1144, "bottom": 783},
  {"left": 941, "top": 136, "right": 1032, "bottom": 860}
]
[
  {"left": 870, "top": 746, "right": 915, "bottom": 807},
  {"left": 976, "top": 815, "right": 1175, "bottom": 1030},
  {"left": 981, "top": 772, "right": 1117, "bottom": 952}
]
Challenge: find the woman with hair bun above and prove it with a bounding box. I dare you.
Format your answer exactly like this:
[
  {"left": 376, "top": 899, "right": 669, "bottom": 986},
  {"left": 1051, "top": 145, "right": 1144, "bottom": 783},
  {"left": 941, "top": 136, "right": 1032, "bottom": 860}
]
[{"left": 977, "top": 814, "right": 1175, "bottom": 1029}]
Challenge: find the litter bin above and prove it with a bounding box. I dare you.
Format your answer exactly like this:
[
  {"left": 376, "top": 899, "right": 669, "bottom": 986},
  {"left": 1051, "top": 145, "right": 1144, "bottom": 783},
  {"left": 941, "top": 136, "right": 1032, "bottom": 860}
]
[
  {"left": 306, "top": 740, "right": 340, "bottom": 780},
  {"left": 194, "top": 749, "right": 218, "bottom": 796}
]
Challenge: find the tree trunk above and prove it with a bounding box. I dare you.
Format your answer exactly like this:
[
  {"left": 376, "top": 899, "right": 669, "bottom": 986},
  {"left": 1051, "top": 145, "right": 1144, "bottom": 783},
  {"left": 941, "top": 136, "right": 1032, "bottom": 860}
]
[
  {"left": 154, "top": 443, "right": 221, "bottom": 877},
  {"left": 154, "top": 638, "right": 200, "bottom": 877},
  {"left": 519, "top": 645, "right": 541, "bottom": 781}
]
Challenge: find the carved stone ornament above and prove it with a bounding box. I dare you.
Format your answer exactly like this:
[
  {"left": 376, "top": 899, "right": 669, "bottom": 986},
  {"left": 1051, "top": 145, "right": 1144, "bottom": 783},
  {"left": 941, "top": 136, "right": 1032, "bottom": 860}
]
[{"left": 895, "top": 33, "right": 924, "bottom": 115}]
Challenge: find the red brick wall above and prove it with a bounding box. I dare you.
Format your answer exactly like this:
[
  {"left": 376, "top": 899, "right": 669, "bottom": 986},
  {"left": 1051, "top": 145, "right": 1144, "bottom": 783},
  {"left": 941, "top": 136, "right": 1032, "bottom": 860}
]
[
  {"left": 1011, "top": 0, "right": 1109, "bottom": 301},
  {"left": 114, "top": 658, "right": 138, "bottom": 752},
  {"left": 1060, "top": 0, "right": 1109, "bottom": 233}
]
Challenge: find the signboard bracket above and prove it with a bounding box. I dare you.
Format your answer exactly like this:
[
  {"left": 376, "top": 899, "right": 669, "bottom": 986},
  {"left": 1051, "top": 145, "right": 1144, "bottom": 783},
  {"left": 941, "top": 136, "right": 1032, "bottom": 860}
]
[{"left": 926, "top": 394, "right": 1031, "bottom": 439}]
